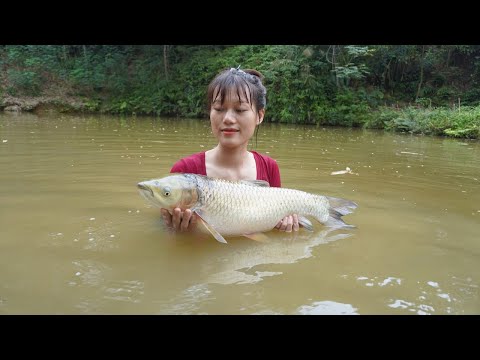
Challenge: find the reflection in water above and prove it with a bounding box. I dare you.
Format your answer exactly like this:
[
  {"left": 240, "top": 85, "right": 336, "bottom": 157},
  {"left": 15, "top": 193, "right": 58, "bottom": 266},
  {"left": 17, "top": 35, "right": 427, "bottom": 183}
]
[
  {"left": 297, "top": 301, "right": 359, "bottom": 315},
  {"left": 103, "top": 280, "right": 145, "bottom": 303},
  {"left": 386, "top": 277, "right": 478, "bottom": 315},
  {"left": 203, "top": 229, "right": 352, "bottom": 286},
  {"left": 70, "top": 259, "right": 145, "bottom": 313},
  {"left": 158, "top": 228, "right": 353, "bottom": 314},
  {"left": 70, "top": 259, "right": 111, "bottom": 287},
  {"left": 158, "top": 283, "right": 215, "bottom": 315}
]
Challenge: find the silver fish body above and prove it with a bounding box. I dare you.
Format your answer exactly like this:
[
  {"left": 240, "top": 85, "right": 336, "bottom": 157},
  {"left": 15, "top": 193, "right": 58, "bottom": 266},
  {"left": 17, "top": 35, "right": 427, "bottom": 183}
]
[{"left": 137, "top": 173, "right": 357, "bottom": 243}]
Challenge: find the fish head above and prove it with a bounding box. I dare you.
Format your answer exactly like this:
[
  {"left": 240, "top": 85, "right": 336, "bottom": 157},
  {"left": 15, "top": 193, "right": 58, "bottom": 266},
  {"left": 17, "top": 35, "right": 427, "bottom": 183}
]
[{"left": 137, "top": 174, "right": 199, "bottom": 211}]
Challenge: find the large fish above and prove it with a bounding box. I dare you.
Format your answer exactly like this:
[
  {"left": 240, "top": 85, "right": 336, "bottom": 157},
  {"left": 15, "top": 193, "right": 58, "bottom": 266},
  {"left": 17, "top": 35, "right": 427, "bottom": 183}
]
[{"left": 137, "top": 173, "right": 358, "bottom": 244}]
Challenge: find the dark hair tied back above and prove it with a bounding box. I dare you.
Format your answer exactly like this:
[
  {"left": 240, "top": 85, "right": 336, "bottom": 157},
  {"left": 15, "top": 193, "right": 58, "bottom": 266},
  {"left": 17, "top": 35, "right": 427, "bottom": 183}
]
[{"left": 207, "top": 66, "right": 267, "bottom": 111}]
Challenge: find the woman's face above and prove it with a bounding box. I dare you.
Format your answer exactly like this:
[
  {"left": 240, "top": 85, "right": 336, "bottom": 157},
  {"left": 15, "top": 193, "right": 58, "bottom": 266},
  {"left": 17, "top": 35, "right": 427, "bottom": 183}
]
[{"left": 210, "top": 86, "right": 264, "bottom": 149}]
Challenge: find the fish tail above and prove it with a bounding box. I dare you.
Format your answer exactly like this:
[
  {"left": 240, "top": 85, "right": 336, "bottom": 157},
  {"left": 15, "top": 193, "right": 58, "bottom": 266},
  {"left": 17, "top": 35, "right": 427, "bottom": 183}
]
[{"left": 325, "top": 196, "right": 358, "bottom": 229}]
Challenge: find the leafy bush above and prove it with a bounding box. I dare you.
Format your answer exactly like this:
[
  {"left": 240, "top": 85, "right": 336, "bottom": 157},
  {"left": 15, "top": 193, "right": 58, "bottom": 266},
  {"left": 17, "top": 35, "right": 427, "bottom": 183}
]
[{"left": 6, "top": 69, "right": 40, "bottom": 95}]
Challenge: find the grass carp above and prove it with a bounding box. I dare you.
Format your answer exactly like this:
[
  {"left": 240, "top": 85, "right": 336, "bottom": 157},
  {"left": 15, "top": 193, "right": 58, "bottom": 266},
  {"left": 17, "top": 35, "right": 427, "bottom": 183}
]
[{"left": 137, "top": 173, "right": 357, "bottom": 244}]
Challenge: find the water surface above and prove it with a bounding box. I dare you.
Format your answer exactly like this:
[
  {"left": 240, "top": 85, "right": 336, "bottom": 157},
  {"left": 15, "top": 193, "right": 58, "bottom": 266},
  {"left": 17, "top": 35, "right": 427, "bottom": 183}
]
[{"left": 1, "top": 112, "right": 478, "bottom": 314}]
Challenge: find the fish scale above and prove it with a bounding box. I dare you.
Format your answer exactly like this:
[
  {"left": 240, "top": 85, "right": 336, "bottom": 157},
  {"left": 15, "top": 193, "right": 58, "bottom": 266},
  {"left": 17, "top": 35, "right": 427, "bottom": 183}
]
[{"left": 138, "top": 173, "right": 357, "bottom": 243}]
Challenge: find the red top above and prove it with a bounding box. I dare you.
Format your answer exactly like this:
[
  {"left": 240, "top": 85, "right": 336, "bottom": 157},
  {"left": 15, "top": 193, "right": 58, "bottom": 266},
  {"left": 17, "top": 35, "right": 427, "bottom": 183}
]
[{"left": 170, "top": 151, "right": 281, "bottom": 187}]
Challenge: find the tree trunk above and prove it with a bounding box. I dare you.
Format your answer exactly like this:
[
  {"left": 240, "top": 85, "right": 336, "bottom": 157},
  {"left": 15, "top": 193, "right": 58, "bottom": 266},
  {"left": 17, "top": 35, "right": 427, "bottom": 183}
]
[
  {"left": 382, "top": 58, "right": 392, "bottom": 91},
  {"left": 332, "top": 46, "right": 339, "bottom": 87},
  {"left": 446, "top": 48, "right": 452, "bottom": 68},
  {"left": 82, "top": 45, "right": 88, "bottom": 63},
  {"left": 416, "top": 45, "right": 426, "bottom": 101},
  {"left": 163, "top": 45, "right": 169, "bottom": 80}
]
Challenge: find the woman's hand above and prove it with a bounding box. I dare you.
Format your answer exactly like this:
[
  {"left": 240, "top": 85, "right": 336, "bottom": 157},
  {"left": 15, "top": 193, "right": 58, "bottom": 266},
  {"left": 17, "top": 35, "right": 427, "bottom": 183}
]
[
  {"left": 275, "top": 214, "right": 300, "bottom": 232},
  {"left": 161, "top": 208, "right": 197, "bottom": 232}
]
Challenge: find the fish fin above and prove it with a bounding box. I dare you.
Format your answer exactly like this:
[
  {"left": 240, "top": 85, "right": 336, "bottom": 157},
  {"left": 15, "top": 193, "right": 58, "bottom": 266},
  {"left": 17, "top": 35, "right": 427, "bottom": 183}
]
[
  {"left": 243, "top": 233, "right": 271, "bottom": 243},
  {"left": 323, "top": 196, "right": 358, "bottom": 229},
  {"left": 326, "top": 196, "right": 358, "bottom": 216},
  {"left": 239, "top": 179, "right": 270, "bottom": 187},
  {"left": 179, "top": 173, "right": 270, "bottom": 187},
  {"left": 298, "top": 216, "right": 314, "bottom": 232},
  {"left": 180, "top": 173, "right": 269, "bottom": 187},
  {"left": 194, "top": 210, "right": 228, "bottom": 244},
  {"left": 325, "top": 209, "right": 357, "bottom": 229}
]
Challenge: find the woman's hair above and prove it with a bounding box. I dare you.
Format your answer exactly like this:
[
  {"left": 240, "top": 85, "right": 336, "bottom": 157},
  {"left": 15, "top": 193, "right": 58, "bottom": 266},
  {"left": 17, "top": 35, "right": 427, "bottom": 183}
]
[{"left": 207, "top": 67, "right": 267, "bottom": 113}]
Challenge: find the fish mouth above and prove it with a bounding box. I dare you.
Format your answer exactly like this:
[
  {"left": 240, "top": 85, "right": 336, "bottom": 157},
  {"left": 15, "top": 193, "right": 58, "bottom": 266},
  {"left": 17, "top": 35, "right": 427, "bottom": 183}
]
[{"left": 137, "top": 183, "right": 154, "bottom": 198}]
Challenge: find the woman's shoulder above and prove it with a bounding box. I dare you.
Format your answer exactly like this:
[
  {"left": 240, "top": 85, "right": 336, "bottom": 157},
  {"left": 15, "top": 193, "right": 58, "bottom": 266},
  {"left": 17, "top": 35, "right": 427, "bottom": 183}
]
[
  {"left": 251, "top": 151, "right": 278, "bottom": 166},
  {"left": 170, "top": 151, "right": 206, "bottom": 174},
  {"left": 251, "top": 151, "right": 281, "bottom": 187},
  {"left": 177, "top": 151, "right": 206, "bottom": 162}
]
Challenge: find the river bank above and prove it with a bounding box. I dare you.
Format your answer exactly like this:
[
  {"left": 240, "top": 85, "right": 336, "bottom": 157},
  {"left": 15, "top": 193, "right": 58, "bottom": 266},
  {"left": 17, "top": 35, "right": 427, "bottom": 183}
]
[{"left": 1, "top": 94, "right": 479, "bottom": 140}]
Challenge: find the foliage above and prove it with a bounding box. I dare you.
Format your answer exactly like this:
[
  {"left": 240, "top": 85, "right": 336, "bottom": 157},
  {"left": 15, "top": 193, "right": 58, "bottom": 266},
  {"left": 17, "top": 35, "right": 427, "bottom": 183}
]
[
  {"left": 1, "top": 45, "right": 480, "bottom": 138},
  {"left": 379, "top": 105, "right": 480, "bottom": 138}
]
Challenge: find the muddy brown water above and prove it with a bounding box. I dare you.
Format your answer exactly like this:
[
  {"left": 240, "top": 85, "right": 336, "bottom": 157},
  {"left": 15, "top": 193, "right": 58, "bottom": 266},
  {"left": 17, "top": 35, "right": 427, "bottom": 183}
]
[{"left": 0, "top": 112, "right": 478, "bottom": 314}]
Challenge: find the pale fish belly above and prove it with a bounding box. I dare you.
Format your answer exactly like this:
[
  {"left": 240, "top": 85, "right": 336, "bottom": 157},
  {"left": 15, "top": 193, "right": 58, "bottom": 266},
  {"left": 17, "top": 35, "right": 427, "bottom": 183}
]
[{"left": 197, "top": 181, "right": 329, "bottom": 236}]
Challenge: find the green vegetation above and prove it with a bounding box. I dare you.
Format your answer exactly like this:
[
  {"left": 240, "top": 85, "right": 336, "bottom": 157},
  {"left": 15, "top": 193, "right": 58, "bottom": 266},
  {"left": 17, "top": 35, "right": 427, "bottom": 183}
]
[{"left": 1, "top": 45, "right": 479, "bottom": 139}]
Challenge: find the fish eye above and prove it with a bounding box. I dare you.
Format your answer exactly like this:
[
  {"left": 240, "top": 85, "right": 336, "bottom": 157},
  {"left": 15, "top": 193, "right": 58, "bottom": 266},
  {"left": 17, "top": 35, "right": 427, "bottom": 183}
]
[{"left": 163, "top": 186, "right": 171, "bottom": 197}]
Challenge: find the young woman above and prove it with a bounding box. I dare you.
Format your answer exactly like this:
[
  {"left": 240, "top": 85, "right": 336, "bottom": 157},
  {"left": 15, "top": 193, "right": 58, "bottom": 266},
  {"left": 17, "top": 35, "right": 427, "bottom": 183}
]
[{"left": 161, "top": 67, "right": 300, "bottom": 233}]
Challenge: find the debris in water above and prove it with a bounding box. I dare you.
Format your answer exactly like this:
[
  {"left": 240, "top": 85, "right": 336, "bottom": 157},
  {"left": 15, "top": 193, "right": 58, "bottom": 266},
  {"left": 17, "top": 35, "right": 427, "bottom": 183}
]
[{"left": 331, "top": 167, "right": 358, "bottom": 176}]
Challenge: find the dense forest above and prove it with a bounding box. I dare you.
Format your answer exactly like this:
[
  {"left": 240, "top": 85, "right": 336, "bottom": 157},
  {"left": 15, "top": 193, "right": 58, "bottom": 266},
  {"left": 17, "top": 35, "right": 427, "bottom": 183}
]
[{"left": 1, "top": 45, "right": 479, "bottom": 138}]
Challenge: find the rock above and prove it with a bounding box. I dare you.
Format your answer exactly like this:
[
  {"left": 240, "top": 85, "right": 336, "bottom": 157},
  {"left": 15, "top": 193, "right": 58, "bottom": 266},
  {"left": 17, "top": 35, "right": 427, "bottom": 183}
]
[{"left": 4, "top": 105, "right": 21, "bottom": 112}]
